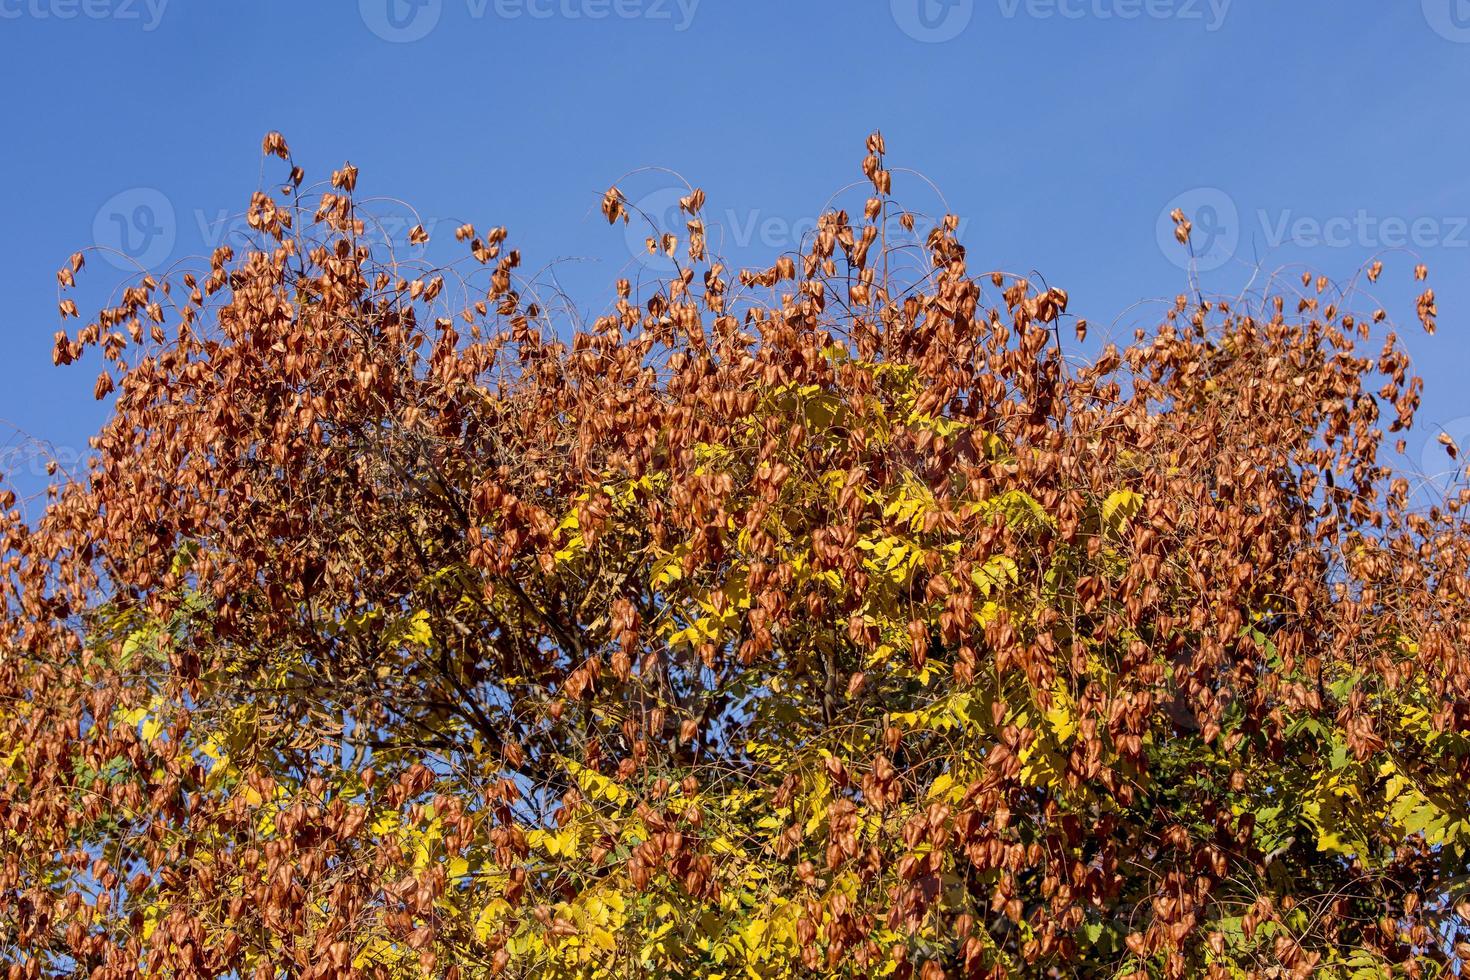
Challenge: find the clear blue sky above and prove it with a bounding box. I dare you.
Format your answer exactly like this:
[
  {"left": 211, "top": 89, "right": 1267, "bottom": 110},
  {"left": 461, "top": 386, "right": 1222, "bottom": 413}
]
[{"left": 2, "top": 2, "right": 1468, "bottom": 503}]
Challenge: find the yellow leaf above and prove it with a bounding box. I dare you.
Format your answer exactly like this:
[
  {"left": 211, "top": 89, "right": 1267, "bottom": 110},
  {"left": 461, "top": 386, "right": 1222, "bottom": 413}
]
[
  {"left": 405, "top": 609, "right": 433, "bottom": 647},
  {"left": 972, "top": 555, "right": 1018, "bottom": 596},
  {"left": 1102, "top": 489, "right": 1143, "bottom": 527},
  {"left": 1043, "top": 682, "right": 1077, "bottom": 743}
]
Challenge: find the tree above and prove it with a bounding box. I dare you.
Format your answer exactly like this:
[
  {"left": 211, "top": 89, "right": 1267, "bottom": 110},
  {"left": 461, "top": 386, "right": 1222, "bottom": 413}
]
[{"left": 1, "top": 131, "right": 1469, "bottom": 978}]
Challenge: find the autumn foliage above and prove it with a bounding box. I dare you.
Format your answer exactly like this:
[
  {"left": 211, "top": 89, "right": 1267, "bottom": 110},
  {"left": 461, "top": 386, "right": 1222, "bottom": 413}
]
[{"left": 3, "top": 132, "right": 1470, "bottom": 978}]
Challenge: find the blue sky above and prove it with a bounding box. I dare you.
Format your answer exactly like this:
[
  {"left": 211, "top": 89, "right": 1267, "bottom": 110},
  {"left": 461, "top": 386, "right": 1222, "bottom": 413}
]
[{"left": 2, "top": 1, "right": 1469, "bottom": 504}]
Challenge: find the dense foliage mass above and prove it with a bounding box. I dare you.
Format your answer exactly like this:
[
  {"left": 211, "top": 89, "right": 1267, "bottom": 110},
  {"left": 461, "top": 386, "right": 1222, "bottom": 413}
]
[{"left": 2, "top": 133, "right": 1470, "bottom": 978}]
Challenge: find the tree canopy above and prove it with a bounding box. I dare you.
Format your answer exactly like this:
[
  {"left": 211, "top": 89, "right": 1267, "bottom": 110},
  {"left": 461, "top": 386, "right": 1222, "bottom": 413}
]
[{"left": 3, "top": 132, "right": 1470, "bottom": 978}]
